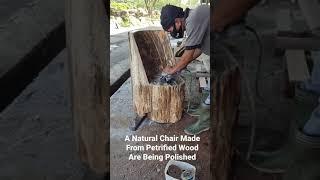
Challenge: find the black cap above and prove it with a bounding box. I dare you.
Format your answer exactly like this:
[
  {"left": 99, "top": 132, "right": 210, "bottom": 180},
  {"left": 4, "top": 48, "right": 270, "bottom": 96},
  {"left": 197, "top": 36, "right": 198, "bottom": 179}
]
[{"left": 160, "top": 4, "right": 184, "bottom": 31}]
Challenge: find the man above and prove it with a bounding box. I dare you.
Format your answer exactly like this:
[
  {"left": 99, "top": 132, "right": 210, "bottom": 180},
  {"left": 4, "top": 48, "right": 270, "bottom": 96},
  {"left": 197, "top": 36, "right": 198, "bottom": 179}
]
[
  {"left": 160, "top": 4, "right": 211, "bottom": 135},
  {"left": 212, "top": 0, "right": 320, "bottom": 179}
]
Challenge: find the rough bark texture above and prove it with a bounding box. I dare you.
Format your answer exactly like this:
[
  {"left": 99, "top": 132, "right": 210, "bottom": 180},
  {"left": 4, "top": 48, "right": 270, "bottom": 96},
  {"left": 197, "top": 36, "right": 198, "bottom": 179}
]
[
  {"left": 129, "top": 30, "right": 185, "bottom": 123},
  {"left": 212, "top": 45, "right": 241, "bottom": 180},
  {"left": 65, "top": 0, "right": 108, "bottom": 174}
]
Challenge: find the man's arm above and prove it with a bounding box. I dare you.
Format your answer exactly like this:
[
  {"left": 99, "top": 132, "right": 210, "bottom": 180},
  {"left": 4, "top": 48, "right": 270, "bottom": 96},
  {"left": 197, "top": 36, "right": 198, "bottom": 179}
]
[
  {"left": 193, "top": 48, "right": 202, "bottom": 59},
  {"left": 212, "top": 0, "right": 259, "bottom": 32},
  {"left": 164, "top": 48, "right": 201, "bottom": 74}
]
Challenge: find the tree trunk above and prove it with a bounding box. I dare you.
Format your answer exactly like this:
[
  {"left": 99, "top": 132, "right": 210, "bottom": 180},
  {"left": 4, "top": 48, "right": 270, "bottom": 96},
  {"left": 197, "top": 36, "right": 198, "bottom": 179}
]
[
  {"left": 129, "top": 29, "right": 185, "bottom": 123},
  {"left": 211, "top": 45, "right": 241, "bottom": 180},
  {"left": 65, "top": 0, "right": 108, "bottom": 174}
]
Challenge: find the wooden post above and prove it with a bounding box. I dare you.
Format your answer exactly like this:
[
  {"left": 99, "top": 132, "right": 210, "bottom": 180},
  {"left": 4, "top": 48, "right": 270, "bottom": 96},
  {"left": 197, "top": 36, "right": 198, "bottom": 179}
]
[
  {"left": 65, "top": 0, "right": 108, "bottom": 174},
  {"left": 212, "top": 45, "right": 241, "bottom": 180}
]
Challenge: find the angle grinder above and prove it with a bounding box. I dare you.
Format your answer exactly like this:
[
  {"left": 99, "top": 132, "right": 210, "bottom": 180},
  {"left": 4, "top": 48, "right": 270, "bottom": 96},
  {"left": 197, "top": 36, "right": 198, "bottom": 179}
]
[{"left": 159, "top": 72, "right": 175, "bottom": 84}]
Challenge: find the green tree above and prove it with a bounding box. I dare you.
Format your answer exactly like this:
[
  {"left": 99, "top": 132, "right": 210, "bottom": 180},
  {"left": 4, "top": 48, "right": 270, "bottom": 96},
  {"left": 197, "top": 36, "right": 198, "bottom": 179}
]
[
  {"left": 153, "top": 0, "right": 201, "bottom": 11},
  {"left": 144, "top": 0, "right": 159, "bottom": 16},
  {"left": 110, "top": 1, "right": 129, "bottom": 16},
  {"left": 155, "top": 0, "right": 183, "bottom": 10}
]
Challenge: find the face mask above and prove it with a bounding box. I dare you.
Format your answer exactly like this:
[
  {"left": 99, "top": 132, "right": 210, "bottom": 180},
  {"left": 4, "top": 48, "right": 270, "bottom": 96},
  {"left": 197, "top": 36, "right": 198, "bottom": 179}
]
[{"left": 170, "top": 23, "right": 184, "bottom": 39}]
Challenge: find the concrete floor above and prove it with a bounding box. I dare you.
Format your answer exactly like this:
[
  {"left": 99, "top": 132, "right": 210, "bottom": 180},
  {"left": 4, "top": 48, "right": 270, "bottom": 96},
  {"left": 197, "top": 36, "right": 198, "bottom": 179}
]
[
  {"left": 110, "top": 32, "right": 130, "bottom": 85},
  {"left": 0, "top": 0, "right": 31, "bottom": 23},
  {"left": 0, "top": 0, "right": 64, "bottom": 77},
  {"left": 0, "top": 50, "right": 85, "bottom": 179}
]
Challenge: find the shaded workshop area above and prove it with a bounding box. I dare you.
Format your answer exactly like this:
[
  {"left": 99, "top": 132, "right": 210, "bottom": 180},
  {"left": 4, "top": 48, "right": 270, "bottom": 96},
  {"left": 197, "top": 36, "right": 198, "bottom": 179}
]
[{"left": 0, "top": 0, "right": 319, "bottom": 180}]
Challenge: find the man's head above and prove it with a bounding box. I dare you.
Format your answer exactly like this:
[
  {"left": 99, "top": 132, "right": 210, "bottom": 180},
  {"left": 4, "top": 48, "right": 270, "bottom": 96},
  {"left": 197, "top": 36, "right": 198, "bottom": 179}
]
[{"left": 160, "top": 4, "right": 185, "bottom": 38}]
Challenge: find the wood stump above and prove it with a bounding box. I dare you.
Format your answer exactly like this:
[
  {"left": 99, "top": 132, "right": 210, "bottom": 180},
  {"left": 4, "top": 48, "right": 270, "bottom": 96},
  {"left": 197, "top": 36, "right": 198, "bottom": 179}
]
[
  {"left": 128, "top": 29, "right": 185, "bottom": 123},
  {"left": 65, "top": 0, "right": 108, "bottom": 174},
  {"left": 211, "top": 44, "right": 241, "bottom": 180}
]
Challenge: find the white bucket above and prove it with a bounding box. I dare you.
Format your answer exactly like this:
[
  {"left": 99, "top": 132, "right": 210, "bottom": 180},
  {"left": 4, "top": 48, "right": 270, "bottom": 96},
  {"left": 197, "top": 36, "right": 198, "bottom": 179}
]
[{"left": 164, "top": 160, "right": 196, "bottom": 180}]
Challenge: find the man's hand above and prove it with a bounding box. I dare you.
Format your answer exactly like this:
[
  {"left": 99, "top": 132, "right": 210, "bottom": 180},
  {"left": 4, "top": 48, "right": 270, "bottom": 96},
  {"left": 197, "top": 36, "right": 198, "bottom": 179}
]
[
  {"left": 163, "top": 48, "right": 202, "bottom": 75},
  {"left": 163, "top": 66, "right": 175, "bottom": 75}
]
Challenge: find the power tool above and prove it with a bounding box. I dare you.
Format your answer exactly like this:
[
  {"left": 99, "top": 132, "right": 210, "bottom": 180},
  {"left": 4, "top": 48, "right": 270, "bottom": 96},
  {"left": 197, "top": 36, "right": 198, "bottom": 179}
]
[{"left": 159, "top": 72, "right": 176, "bottom": 85}]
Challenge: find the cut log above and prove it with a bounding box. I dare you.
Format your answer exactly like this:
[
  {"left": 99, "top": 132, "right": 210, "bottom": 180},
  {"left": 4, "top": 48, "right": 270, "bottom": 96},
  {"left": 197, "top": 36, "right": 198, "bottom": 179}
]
[
  {"left": 65, "top": 0, "right": 108, "bottom": 174},
  {"left": 212, "top": 44, "right": 241, "bottom": 180},
  {"left": 129, "top": 30, "right": 185, "bottom": 123}
]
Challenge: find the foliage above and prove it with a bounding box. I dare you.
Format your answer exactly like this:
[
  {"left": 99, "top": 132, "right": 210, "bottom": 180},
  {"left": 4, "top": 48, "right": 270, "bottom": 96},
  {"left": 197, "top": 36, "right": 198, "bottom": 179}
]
[
  {"left": 111, "top": 1, "right": 132, "bottom": 27},
  {"left": 111, "top": 0, "right": 201, "bottom": 14},
  {"left": 120, "top": 16, "right": 131, "bottom": 27},
  {"left": 154, "top": 0, "right": 183, "bottom": 10},
  {"left": 110, "top": 1, "right": 129, "bottom": 16},
  {"left": 144, "top": 0, "right": 159, "bottom": 15},
  {"left": 127, "top": 0, "right": 145, "bottom": 8},
  {"left": 111, "top": 0, "right": 200, "bottom": 11},
  {"left": 110, "top": 0, "right": 201, "bottom": 27}
]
